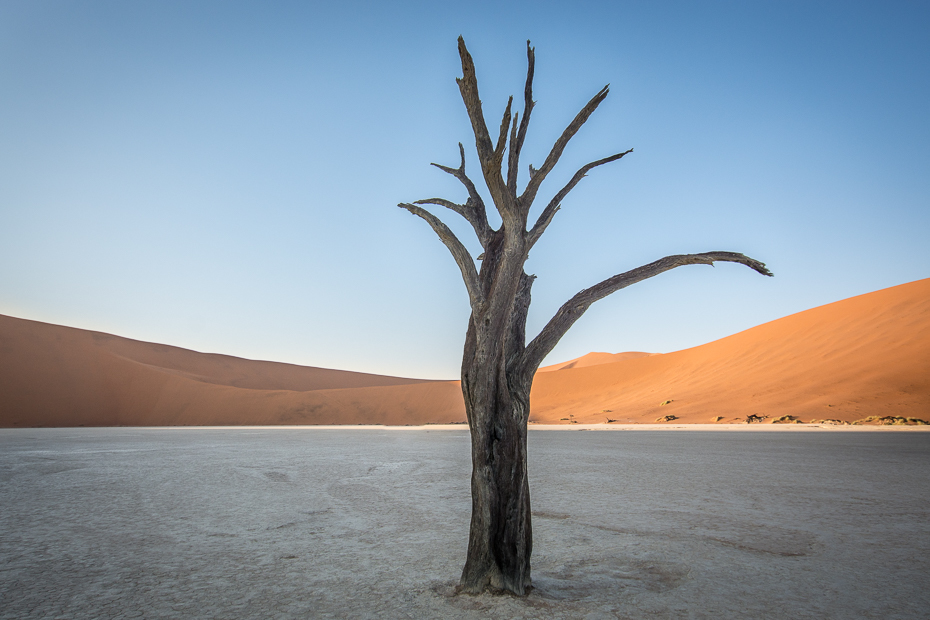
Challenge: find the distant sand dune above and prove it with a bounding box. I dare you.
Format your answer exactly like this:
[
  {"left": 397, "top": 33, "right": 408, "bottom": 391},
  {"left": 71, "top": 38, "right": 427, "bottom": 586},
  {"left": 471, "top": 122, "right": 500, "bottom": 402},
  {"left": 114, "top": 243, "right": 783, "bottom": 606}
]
[
  {"left": 0, "top": 316, "right": 462, "bottom": 427},
  {"left": 1, "top": 279, "right": 927, "bottom": 427},
  {"left": 531, "top": 278, "right": 929, "bottom": 424}
]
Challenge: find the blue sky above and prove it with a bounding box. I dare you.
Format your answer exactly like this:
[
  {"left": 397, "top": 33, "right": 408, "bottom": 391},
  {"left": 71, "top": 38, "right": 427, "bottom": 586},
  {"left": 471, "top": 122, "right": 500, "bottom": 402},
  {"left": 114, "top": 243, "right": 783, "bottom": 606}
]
[{"left": 1, "top": 1, "right": 928, "bottom": 379}]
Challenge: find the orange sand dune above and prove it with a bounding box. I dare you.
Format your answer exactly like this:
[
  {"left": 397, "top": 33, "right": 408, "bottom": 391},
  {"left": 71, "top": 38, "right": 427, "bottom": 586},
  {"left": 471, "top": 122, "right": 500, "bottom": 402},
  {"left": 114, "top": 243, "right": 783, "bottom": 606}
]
[
  {"left": 530, "top": 278, "right": 930, "bottom": 424},
  {"left": 538, "top": 351, "right": 656, "bottom": 372},
  {"left": 1, "top": 278, "right": 927, "bottom": 427},
  {"left": 0, "top": 315, "right": 464, "bottom": 427}
]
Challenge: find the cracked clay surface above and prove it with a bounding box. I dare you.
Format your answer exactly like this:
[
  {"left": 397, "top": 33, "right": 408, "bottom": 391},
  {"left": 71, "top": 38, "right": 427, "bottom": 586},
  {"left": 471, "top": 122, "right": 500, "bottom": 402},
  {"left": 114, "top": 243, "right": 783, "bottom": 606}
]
[{"left": 1, "top": 428, "right": 928, "bottom": 618}]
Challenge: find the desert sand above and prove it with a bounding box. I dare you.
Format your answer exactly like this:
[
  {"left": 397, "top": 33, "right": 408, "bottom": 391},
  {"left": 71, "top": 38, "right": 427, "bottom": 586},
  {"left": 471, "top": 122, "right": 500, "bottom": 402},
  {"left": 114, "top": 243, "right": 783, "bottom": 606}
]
[
  {"left": 531, "top": 278, "right": 930, "bottom": 425},
  {"left": 1, "top": 278, "right": 927, "bottom": 427},
  {"left": 0, "top": 315, "right": 463, "bottom": 427},
  {"left": 537, "top": 351, "right": 657, "bottom": 372}
]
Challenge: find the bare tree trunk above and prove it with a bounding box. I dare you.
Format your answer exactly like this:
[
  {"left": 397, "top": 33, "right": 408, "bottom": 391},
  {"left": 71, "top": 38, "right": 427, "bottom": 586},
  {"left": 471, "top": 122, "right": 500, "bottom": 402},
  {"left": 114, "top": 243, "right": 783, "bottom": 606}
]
[
  {"left": 398, "top": 36, "right": 772, "bottom": 596},
  {"left": 459, "top": 297, "right": 534, "bottom": 593},
  {"left": 459, "top": 364, "right": 532, "bottom": 594}
]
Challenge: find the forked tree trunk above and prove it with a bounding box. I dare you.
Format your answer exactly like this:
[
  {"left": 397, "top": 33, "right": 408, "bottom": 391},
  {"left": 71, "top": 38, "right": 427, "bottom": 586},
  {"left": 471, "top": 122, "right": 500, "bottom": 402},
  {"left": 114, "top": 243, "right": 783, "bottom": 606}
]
[{"left": 398, "top": 37, "right": 772, "bottom": 595}]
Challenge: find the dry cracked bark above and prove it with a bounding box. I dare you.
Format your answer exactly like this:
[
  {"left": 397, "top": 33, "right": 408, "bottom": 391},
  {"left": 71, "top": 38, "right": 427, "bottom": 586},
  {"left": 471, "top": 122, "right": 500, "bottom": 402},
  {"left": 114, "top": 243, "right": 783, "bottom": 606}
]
[{"left": 399, "top": 37, "right": 772, "bottom": 596}]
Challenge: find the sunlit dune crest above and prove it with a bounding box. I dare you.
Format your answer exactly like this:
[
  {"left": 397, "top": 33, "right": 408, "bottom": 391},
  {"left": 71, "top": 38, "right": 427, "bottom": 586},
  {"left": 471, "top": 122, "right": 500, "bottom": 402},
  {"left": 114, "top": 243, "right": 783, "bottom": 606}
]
[
  {"left": 537, "top": 351, "right": 658, "bottom": 373},
  {"left": 1, "top": 278, "right": 927, "bottom": 427}
]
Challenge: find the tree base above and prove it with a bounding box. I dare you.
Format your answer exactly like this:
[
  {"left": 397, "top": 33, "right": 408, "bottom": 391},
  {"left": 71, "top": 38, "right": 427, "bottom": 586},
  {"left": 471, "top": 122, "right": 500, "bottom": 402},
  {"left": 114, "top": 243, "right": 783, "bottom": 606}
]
[{"left": 455, "top": 581, "right": 534, "bottom": 597}]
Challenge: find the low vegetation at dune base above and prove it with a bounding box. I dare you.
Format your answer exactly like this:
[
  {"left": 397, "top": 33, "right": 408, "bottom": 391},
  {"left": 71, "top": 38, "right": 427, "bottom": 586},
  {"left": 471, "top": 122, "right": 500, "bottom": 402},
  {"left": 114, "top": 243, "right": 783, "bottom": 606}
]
[
  {"left": 755, "top": 415, "right": 929, "bottom": 426},
  {"left": 852, "top": 416, "right": 929, "bottom": 426}
]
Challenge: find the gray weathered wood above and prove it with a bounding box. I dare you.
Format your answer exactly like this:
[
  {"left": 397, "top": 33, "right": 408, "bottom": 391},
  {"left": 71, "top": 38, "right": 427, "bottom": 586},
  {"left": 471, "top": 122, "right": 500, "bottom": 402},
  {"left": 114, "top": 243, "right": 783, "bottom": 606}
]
[
  {"left": 527, "top": 148, "right": 634, "bottom": 249},
  {"left": 400, "top": 36, "right": 772, "bottom": 596}
]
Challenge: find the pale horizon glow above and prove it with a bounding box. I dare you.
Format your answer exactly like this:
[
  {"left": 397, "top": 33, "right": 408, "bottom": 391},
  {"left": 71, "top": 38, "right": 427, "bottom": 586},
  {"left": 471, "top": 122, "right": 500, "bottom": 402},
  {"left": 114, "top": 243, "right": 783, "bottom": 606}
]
[{"left": 1, "top": 1, "right": 928, "bottom": 379}]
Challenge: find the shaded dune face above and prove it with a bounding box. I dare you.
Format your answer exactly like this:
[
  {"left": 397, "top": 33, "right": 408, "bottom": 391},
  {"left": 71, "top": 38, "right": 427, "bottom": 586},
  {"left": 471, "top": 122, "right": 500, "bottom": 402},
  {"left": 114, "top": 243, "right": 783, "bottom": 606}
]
[
  {"left": 1, "top": 278, "right": 927, "bottom": 427},
  {"left": 0, "top": 317, "right": 464, "bottom": 427}
]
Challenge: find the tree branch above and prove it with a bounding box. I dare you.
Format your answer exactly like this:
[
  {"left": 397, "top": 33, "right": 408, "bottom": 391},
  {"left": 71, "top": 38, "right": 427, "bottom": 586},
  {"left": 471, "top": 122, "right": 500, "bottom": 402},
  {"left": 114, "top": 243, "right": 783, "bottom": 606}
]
[
  {"left": 507, "top": 41, "right": 535, "bottom": 197},
  {"left": 507, "top": 112, "right": 519, "bottom": 187},
  {"left": 456, "top": 36, "right": 495, "bottom": 169},
  {"left": 520, "top": 85, "right": 610, "bottom": 211},
  {"left": 398, "top": 202, "right": 484, "bottom": 309},
  {"left": 527, "top": 148, "right": 633, "bottom": 248},
  {"left": 429, "top": 142, "right": 493, "bottom": 247},
  {"left": 521, "top": 252, "right": 773, "bottom": 374},
  {"left": 457, "top": 36, "right": 514, "bottom": 222},
  {"left": 494, "top": 96, "right": 513, "bottom": 165},
  {"left": 413, "top": 197, "right": 464, "bottom": 213}
]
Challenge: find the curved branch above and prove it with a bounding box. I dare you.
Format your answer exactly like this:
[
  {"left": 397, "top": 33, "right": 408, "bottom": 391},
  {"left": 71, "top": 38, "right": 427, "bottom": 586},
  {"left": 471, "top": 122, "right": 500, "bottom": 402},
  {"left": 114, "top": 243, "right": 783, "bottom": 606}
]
[
  {"left": 527, "top": 148, "right": 633, "bottom": 248},
  {"left": 414, "top": 197, "right": 488, "bottom": 245},
  {"left": 522, "top": 252, "right": 773, "bottom": 374},
  {"left": 520, "top": 84, "right": 610, "bottom": 211},
  {"left": 399, "top": 202, "right": 484, "bottom": 309},
  {"left": 413, "top": 197, "right": 463, "bottom": 213},
  {"left": 429, "top": 143, "right": 493, "bottom": 247},
  {"left": 507, "top": 41, "right": 535, "bottom": 196}
]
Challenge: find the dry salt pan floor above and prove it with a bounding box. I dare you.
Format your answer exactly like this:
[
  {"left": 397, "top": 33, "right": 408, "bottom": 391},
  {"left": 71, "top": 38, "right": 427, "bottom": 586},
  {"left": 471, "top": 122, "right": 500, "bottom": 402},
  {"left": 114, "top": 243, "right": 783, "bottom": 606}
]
[{"left": 1, "top": 428, "right": 929, "bottom": 619}]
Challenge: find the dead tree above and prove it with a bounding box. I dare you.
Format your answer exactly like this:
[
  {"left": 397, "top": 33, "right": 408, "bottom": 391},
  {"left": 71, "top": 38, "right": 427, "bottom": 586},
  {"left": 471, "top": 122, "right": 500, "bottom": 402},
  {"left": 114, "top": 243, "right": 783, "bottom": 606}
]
[{"left": 399, "top": 37, "right": 772, "bottom": 595}]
